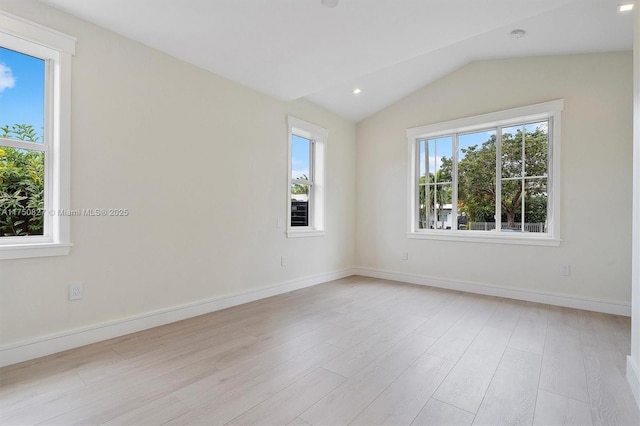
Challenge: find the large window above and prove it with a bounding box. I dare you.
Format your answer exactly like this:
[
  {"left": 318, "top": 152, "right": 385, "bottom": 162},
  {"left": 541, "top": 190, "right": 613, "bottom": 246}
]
[
  {"left": 407, "top": 100, "right": 562, "bottom": 245},
  {"left": 287, "top": 116, "right": 326, "bottom": 237},
  {"left": 0, "top": 12, "right": 75, "bottom": 259}
]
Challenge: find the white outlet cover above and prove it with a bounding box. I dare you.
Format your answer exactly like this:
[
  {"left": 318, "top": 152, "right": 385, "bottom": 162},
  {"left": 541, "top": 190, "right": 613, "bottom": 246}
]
[{"left": 69, "top": 283, "right": 83, "bottom": 300}]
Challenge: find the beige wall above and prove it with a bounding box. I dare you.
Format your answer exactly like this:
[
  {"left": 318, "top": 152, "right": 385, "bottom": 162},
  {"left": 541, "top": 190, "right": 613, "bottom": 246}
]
[
  {"left": 0, "top": 1, "right": 356, "bottom": 346},
  {"left": 356, "top": 52, "right": 633, "bottom": 304}
]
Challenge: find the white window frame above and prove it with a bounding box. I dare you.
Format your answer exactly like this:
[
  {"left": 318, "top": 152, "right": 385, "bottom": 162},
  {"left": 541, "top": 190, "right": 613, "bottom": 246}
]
[
  {"left": 287, "top": 116, "right": 326, "bottom": 238},
  {"left": 0, "top": 12, "right": 75, "bottom": 260},
  {"left": 406, "top": 100, "right": 563, "bottom": 246}
]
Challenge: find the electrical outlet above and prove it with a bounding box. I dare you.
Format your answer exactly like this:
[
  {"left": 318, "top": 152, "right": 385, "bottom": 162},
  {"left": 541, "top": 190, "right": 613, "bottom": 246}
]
[
  {"left": 69, "top": 283, "right": 83, "bottom": 300},
  {"left": 559, "top": 265, "right": 570, "bottom": 276},
  {"left": 276, "top": 218, "right": 282, "bottom": 228},
  {"left": 401, "top": 252, "right": 409, "bottom": 261},
  {"left": 281, "top": 256, "right": 286, "bottom": 266}
]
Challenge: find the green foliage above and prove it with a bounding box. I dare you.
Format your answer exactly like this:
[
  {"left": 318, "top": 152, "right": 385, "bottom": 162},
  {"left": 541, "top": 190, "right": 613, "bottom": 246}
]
[
  {"left": 455, "top": 136, "right": 498, "bottom": 223},
  {"left": 0, "top": 125, "right": 45, "bottom": 237},
  {"left": 292, "top": 174, "right": 310, "bottom": 195},
  {"left": 498, "top": 127, "right": 548, "bottom": 227},
  {"left": 1, "top": 124, "right": 39, "bottom": 142},
  {"left": 435, "top": 126, "right": 548, "bottom": 228}
]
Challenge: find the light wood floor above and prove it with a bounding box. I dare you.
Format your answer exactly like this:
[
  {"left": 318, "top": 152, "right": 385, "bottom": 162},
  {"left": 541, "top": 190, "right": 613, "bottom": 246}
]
[{"left": 1, "top": 276, "right": 639, "bottom": 425}]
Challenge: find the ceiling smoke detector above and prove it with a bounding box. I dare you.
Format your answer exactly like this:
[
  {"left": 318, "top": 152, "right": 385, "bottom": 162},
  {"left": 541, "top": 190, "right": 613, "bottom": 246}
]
[
  {"left": 510, "top": 29, "right": 526, "bottom": 39},
  {"left": 322, "top": 0, "right": 339, "bottom": 8}
]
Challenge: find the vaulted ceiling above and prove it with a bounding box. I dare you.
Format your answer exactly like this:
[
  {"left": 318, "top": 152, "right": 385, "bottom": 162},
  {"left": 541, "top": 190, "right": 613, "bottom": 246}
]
[{"left": 41, "top": 0, "right": 634, "bottom": 122}]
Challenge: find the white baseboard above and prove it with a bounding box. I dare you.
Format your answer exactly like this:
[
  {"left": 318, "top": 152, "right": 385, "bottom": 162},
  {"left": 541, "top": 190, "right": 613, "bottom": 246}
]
[
  {"left": 353, "top": 267, "right": 632, "bottom": 316},
  {"left": 0, "top": 268, "right": 355, "bottom": 368},
  {"left": 629, "top": 356, "right": 640, "bottom": 410},
  {"left": 1, "top": 266, "right": 631, "bottom": 368}
]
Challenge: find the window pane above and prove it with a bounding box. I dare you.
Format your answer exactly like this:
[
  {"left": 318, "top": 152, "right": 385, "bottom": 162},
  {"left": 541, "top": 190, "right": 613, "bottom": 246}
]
[
  {"left": 524, "top": 178, "right": 547, "bottom": 233},
  {"left": 427, "top": 183, "right": 452, "bottom": 229},
  {"left": 501, "top": 179, "right": 522, "bottom": 232},
  {"left": 427, "top": 136, "right": 453, "bottom": 184},
  {"left": 418, "top": 183, "right": 427, "bottom": 229},
  {"left": 419, "top": 140, "right": 426, "bottom": 179},
  {"left": 524, "top": 121, "right": 548, "bottom": 178},
  {"left": 458, "top": 130, "right": 497, "bottom": 231},
  {"left": 501, "top": 125, "right": 523, "bottom": 179},
  {"left": 422, "top": 136, "right": 453, "bottom": 231},
  {"left": 291, "top": 184, "right": 309, "bottom": 227},
  {"left": 0, "top": 146, "right": 45, "bottom": 236},
  {"left": 0, "top": 47, "right": 45, "bottom": 143},
  {"left": 291, "top": 135, "right": 311, "bottom": 180}
]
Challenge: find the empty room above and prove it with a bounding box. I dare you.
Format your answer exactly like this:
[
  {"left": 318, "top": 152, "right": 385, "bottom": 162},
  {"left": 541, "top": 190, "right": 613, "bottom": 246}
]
[{"left": 1, "top": 0, "right": 640, "bottom": 425}]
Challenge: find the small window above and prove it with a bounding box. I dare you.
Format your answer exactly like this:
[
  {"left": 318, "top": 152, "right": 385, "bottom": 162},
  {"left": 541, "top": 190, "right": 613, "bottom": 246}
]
[
  {"left": 407, "top": 100, "right": 562, "bottom": 246},
  {"left": 287, "top": 116, "right": 326, "bottom": 237},
  {"left": 0, "top": 13, "right": 75, "bottom": 259},
  {"left": 1, "top": 47, "right": 46, "bottom": 238}
]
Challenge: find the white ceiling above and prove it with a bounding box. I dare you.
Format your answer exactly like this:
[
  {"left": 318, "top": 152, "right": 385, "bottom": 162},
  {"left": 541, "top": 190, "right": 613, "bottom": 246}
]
[{"left": 41, "top": 0, "right": 634, "bottom": 122}]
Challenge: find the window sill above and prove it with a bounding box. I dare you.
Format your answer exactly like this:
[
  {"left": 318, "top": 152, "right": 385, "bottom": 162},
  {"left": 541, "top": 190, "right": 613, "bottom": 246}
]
[
  {"left": 407, "top": 231, "right": 560, "bottom": 246},
  {"left": 0, "top": 242, "right": 73, "bottom": 260},
  {"left": 286, "top": 230, "right": 326, "bottom": 238}
]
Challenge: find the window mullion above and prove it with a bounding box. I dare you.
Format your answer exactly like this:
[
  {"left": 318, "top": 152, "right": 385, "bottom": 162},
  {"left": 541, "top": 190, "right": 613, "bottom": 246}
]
[
  {"left": 309, "top": 139, "right": 315, "bottom": 183},
  {"left": 546, "top": 117, "right": 554, "bottom": 234},
  {"left": 308, "top": 183, "right": 314, "bottom": 229},
  {"left": 452, "top": 134, "right": 459, "bottom": 230},
  {"left": 425, "top": 141, "right": 430, "bottom": 230},
  {"left": 415, "top": 140, "right": 422, "bottom": 230},
  {"left": 309, "top": 139, "right": 315, "bottom": 229},
  {"left": 496, "top": 127, "right": 502, "bottom": 231},
  {"left": 432, "top": 140, "right": 437, "bottom": 229},
  {"left": 521, "top": 126, "right": 526, "bottom": 232},
  {"left": 0, "top": 138, "right": 48, "bottom": 151}
]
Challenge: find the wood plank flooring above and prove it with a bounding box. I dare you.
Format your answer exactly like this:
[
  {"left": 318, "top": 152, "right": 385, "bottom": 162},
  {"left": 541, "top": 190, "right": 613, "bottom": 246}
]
[{"left": 1, "top": 276, "right": 639, "bottom": 425}]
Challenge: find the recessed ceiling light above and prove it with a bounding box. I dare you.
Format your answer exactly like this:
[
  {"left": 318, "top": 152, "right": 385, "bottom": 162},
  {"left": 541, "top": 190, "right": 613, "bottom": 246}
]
[
  {"left": 322, "top": 0, "right": 339, "bottom": 8},
  {"left": 618, "top": 3, "right": 634, "bottom": 12},
  {"left": 353, "top": 88, "right": 362, "bottom": 95},
  {"left": 510, "top": 29, "right": 526, "bottom": 39}
]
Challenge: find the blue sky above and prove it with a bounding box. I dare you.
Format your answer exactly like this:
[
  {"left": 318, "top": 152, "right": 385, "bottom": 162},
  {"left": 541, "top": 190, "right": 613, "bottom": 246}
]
[
  {"left": 0, "top": 46, "right": 45, "bottom": 141},
  {"left": 420, "top": 131, "right": 495, "bottom": 178},
  {"left": 291, "top": 134, "right": 310, "bottom": 180},
  {"left": 418, "top": 125, "right": 547, "bottom": 178}
]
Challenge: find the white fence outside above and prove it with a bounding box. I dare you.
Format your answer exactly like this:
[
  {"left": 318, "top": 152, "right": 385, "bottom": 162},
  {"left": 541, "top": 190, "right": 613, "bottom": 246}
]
[{"left": 466, "top": 222, "right": 546, "bottom": 233}]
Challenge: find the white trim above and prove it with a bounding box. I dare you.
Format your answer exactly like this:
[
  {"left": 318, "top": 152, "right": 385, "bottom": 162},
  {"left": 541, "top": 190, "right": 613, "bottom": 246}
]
[
  {"left": 406, "top": 100, "right": 564, "bottom": 139},
  {"left": 0, "top": 13, "right": 74, "bottom": 259},
  {"left": 0, "top": 242, "right": 72, "bottom": 260},
  {"left": 287, "top": 116, "right": 329, "bottom": 141},
  {"left": 286, "top": 115, "right": 327, "bottom": 237},
  {"left": 0, "top": 11, "right": 76, "bottom": 54},
  {"left": 286, "top": 230, "right": 326, "bottom": 238},
  {"left": 0, "top": 268, "right": 355, "bottom": 368},
  {"left": 353, "top": 267, "right": 632, "bottom": 316},
  {"left": 407, "top": 231, "right": 561, "bottom": 246},
  {"left": 628, "top": 356, "right": 640, "bottom": 409}
]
